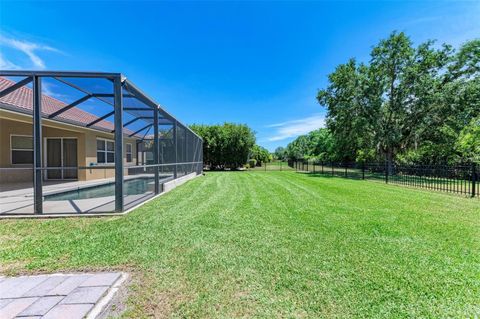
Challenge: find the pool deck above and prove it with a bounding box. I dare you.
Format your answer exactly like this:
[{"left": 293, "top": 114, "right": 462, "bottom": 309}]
[
  {"left": 0, "top": 172, "right": 199, "bottom": 217},
  {"left": 0, "top": 272, "right": 128, "bottom": 319}
]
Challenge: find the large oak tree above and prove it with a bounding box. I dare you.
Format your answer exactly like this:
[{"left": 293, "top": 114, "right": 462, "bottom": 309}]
[{"left": 317, "top": 32, "right": 480, "bottom": 164}]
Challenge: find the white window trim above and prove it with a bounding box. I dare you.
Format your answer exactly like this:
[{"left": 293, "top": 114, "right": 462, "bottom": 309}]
[
  {"left": 96, "top": 137, "right": 115, "bottom": 165},
  {"left": 10, "top": 134, "right": 33, "bottom": 165},
  {"left": 126, "top": 143, "right": 133, "bottom": 163}
]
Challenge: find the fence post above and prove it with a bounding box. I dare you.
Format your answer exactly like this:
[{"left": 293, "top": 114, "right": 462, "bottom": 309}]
[
  {"left": 344, "top": 164, "right": 347, "bottom": 178},
  {"left": 313, "top": 162, "right": 315, "bottom": 174},
  {"left": 331, "top": 162, "right": 334, "bottom": 176},
  {"left": 362, "top": 162, "right": 365, "bottom": 180},
  {"left": 280, "top": 161, "right": 282, "bottom": 171},
  {"left": 265, "top": 162, "right": 267, "bottom": 172},
  {"left": 472, "top": 162, "right": 477, "bottom": 198},
  {"left": 385, "top": 160, "right": 389, "bottom": 184}
]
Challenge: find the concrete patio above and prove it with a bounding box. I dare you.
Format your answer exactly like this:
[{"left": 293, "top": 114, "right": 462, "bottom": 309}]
[
  {"left": 0, "top": 174, "right": 170, "bottom": 215},
  {"left": 0, "top": 172, "right": 198, "bottom": 216},
  {"left": 0, "top": 272, "right": 128, "bottom": 319}
]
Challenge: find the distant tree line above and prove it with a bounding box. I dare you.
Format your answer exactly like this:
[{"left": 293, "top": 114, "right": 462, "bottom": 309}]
[
  {"left": 283, "top": 128, "right": 336, "bottom": 162},
  {"left": 190, "top": 123, "right": 272, "bottom": 169},
  {"left": 250, "top": 144, "right": 272, "bottom": 167},
  {"left": 285, "top": 32, "right": 479, "bottom": 164}
]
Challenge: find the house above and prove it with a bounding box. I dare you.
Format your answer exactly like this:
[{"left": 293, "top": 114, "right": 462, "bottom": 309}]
[
  {"left": 0, "top": 71, "right": 202, "bottom": 216},
  {"left": 0, "top": 76, "right": 139, "bottom": 184}
]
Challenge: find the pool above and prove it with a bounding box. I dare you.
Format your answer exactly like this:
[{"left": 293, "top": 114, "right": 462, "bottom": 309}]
[{"left": 45, "top": 178, "right": 155, "bottom": 201}]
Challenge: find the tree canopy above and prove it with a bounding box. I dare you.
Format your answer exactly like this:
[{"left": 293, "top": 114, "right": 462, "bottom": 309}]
[
  {"left": 456, "top": 117, "right": 480, "bottom": 163},
  {"left": 190, "top": 123, "right": 274, "bottom": 169},
  {"left": 312, "top": 32, "right": 480, "bottom": 164},
  {"left": 250, "top": 145, "right": 272, "bottom": 166},
  {"left": 274, "top": 147, "right": 286, "bottom": 160},
  {"left": 190, "top": 123, "right": 255, "bottom": 169},
  {"left": 284, "top": 128, "right": 336, "bottom": 162}
]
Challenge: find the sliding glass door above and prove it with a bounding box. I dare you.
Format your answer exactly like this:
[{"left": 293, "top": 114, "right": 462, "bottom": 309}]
[
  {"left": 45, "top": 138, "right": 78, "bottom": 180},
  {"left": 63, "top": 139, "right": 78, "bottom": 179}
]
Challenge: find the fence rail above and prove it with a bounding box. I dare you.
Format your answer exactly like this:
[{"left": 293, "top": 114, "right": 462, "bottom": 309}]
[
  {"left": 285, "top": 160, "right": 479, "bottom": 198},
  {"left": 247, "top": 161, "right": 295, "bottom": 171}
]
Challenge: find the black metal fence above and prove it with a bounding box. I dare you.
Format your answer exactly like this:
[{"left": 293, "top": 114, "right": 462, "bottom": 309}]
[
  {"left": 288, "top": 160, "right": 479, "bottom": 198},
  {"left": 247, "top": 161, "right": 295, "bottom": 171}
]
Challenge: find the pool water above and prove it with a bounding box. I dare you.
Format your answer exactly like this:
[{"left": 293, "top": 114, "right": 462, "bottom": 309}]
[{"left": 45, "top": 178, "right": 155, "bottom": 201}]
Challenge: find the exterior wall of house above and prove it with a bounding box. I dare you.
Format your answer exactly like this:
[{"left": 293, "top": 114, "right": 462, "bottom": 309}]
[
  {"left": 83, "top": 130, "right": 137, "bottom": 181},
  {"left": 0, "top": 114, "right": 34, "bottom": 184},
  {"left": 0, "top": 110, "right": 137, "bottom": 184}
]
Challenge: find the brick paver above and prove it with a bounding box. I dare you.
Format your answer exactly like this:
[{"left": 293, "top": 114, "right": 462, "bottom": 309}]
[
  {"left": 0, "top": 272, "right": 124, "bottom": 319},
  {"left": 79, "top": 273, "right": 121, "bottom": 287},
  {"left": 23, "top": 276, "right": 67, "bottom": 297},
  {"left": 18, "top": 296, "right": 63, "bottom": 317},
  {"left": 0, "top": 297, "right": 38, "bottom": 318},
  {"left": 0, "top": 276, "right": 48, "bottom": 298},
  {"left": 42, "top": 304, "right": 94, "bottom": 319},
  {"left": 47, "top": 275, "right": 90, "bottom": 296},
  {"left": 60, "top": 286, "right": 110, "bottom": 305}
]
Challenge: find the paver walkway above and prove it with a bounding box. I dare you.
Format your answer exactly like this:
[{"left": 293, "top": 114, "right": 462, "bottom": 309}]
[{"left": 0, "top": 272, "right": 126, "bottom": 319}]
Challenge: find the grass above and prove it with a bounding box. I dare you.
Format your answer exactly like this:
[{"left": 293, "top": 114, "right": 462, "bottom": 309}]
[{"left": 1, "top": 171, "right": 479, "bottom": 318}]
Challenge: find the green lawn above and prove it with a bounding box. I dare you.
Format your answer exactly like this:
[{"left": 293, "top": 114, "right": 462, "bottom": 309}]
[{"left": 1, "top": 172, "right": 479, "bottom": 318}]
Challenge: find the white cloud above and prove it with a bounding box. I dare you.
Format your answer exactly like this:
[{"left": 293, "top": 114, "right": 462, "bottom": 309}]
[
  {"left": 0, "top": 34, "right": 61, "bottom": 70},
  {"left": 266, "top": 114, "right": 325, "bottom": 141},
  {"left": 403, "top": 16, "right": 441, "bottom": 27},
  {"left": 401, "top": 2, "right": 480, "bottom": 48},
  {"left": 0, "top": 52, "right": 20, "bottom": 70},
  {"left": 41, "top": 81, "right": 69, "bottom": 101}
]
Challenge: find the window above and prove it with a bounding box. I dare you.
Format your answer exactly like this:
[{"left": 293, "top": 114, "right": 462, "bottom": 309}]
[
  {"left": 126, "top": 143, "right": 132, "bottom": 163},
  {"left": 96, "top": 138, "right": 115, "bottom": 164},
  {"left": 11, "top": 135, "right": 33, "bottom": 164}
]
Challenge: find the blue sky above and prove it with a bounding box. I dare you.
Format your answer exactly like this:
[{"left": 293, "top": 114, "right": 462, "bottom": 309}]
[{"left": 1, "top": 1, "right": 479, "bottom": 151}]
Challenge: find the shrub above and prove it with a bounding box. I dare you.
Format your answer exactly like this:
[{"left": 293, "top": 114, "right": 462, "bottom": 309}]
[{"left": 190, "top": 123, "right": 256, "bottom": 169}]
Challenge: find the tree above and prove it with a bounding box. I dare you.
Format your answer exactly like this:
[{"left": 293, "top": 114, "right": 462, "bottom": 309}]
[
  {"left": 317, "top": 59, "right": 369, "bottom": 161},
  {"left": 418, "top": 39, "right": 480, "bottom": 163},
  {"left": 456, "top": 117, "right": 480, "bottom": 162},
  {"left": 285, "top": 135, "right": 310, "bottom": 160},
  {"left": 308, "top": 128, "right": 337, "bottom": 161},
  {"left": 250, "top": 145, "right": 271, "bottom": 166},
  {"left": 284, "top": 128, "right": 337, "bottom": 162},
  {"left": 274, "top": 147, "right": 286, "bottom": 160},
  {"left": 317, "top": 32, "right": 479, "bottom": 165},
  {"left": 190, "top": 123, "right": 255, "bottom": 169}
]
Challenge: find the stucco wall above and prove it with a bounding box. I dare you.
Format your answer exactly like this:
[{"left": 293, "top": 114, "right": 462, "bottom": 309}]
[
  {"left": 83, "top": 130, "right": 137, "bottom": 180},
  {"left": 0, "top": 110, "right": 137, "bottom": 184}
]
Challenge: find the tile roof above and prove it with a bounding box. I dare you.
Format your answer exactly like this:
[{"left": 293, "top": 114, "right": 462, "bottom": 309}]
[{"left": 0, "top": 77, "right": 134, "bottom": 136}]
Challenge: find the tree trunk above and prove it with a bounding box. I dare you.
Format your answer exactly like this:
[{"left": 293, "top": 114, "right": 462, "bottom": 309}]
[{"left": 386, "top": 148, "right": 394, "bottom": 176}]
